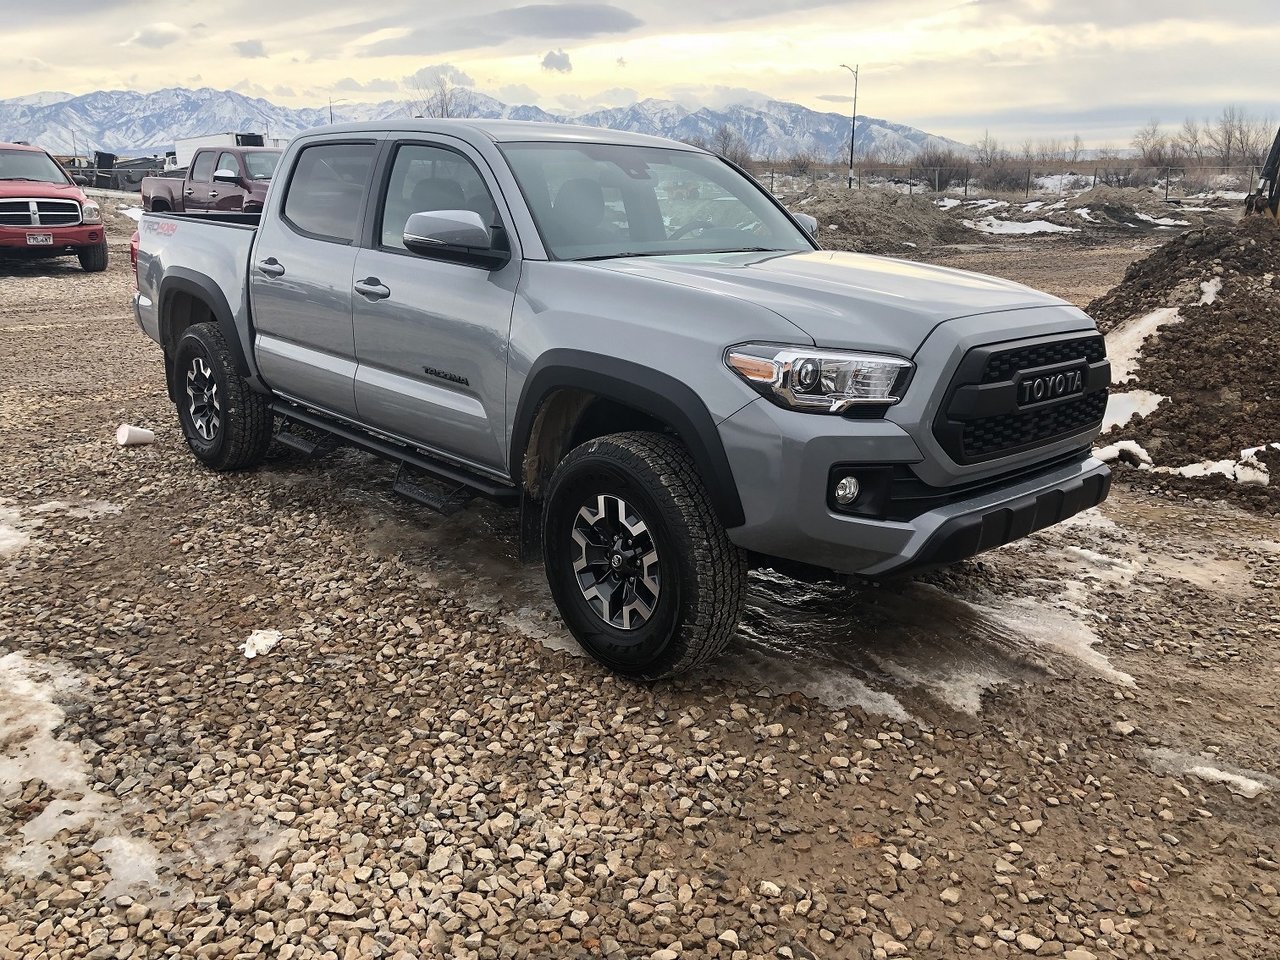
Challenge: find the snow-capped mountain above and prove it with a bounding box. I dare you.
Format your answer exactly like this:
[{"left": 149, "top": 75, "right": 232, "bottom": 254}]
[{"left": 0, "top": 86, "right": 965, "bottom": 161}]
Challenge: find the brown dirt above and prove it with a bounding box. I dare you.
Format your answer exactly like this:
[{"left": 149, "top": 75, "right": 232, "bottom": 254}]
[
  {"left": 1089, "top": 218, "right": 1280, "bottom": 511},
  {"left": 798, "top": 187, "right": 977, "bottom": 253}
]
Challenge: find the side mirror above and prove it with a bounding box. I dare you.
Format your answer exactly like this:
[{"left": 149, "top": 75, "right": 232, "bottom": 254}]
[
  {"left": 404, "top": 210, "right": 509, "bottom": 268},
  {"left": 792, "top": 212, "right": 818, "bottom": 236},
  {"left": 213, "top": 168, "right": 240, "bottom": 184}
]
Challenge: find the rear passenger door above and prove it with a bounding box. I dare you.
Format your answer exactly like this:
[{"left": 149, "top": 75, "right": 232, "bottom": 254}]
[
  {"left": 350, "top": 138, "right": 520, "bottom": 473},
  {"left": 250, "top": 139, "right": 380, "bottom": 418}
]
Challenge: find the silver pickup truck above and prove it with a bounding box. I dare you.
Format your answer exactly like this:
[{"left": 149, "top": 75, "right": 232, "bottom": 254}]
[{"left": 133, "top": 120, "right": 1111, "bottom": 679}]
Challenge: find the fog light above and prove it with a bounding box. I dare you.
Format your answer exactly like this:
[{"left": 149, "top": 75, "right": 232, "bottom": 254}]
[{"left": 834, "top": 476, "right": 861, "bottom": 505}]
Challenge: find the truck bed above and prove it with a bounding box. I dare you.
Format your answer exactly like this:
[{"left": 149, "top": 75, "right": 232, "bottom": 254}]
[{"left": 134, "top": 211, "right": 261, "bottom": 350}]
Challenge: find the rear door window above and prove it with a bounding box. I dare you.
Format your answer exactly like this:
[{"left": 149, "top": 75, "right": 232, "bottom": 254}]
[
  {"left": 282, "top": 142, "right": 377, "bottom": 244},
  {"left": 190, "top": 151, "right": 216, "bottom": 183}
]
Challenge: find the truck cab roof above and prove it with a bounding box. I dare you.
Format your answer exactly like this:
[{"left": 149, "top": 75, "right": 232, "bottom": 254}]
[{"left": 302, "top": 119, "right": 707, "bottom": 152}]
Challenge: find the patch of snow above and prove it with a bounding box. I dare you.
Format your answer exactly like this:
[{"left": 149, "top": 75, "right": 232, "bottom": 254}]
[
  {"left": 1136, "top": 211, "right": 1190, "bottom": 227},
  {"left": 242, "top": 629, "right": 283, "bottom": 659},
  {"left": 1022, "top": 200, "right": 1045, "bottom": 212},
  {"left": 1152, "top": 457, "right": 1269, "bottom": 486},
  {"left": 1073, "top": 207, "right": 1096, "bottom": 222},
  {"left": 1103, "top": 390, "right": 1167, "bottom": 432},
  {"left": 33, "top": 499, "right": 122, "bottom": 518},
  {"left": 963, "top": 217, "right": 1079, "bottom": 235},
  {"left": 1146, "top": 748, "right": 1276, "bottom": 798},
  {"left": 1094, "top": 440, "right": 1153, "bottom": 465},
  {"left": 1199, "top": 277, "right": 1222, "bottom": 305},
  {"left": 0, "top": 506, "right": 28, "bottom": 557},
  {"left": 118, "top": 206, "right": 144, "bottom": 222},
  {"left": 964, "top": 198, "right": 1009, "bottom": 211},
  {"left": 1106, "top": 307, "right": 1182, "bottom": 383},
  {"left": 935, "top": 197, "right": 961, "bottom": 210},
  {"left": 901, "top": 241, "right": 918, "bottom": 248}
]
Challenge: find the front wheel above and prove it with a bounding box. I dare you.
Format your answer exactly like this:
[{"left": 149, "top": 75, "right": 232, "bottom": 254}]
[
  {"left": 542, "top": 432, "right": 747, "bottom": 680},
  {"left": 173, "top": 322, "right": 273, "bottom": 471},
  {"left": 78, "top": 239, "right": 108, "bottom": 272}
]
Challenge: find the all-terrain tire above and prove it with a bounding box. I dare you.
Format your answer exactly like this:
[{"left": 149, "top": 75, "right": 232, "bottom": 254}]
[
  {"left": 78, "top": 239, "right": 108, "bottom": 273},
  {"left": 173, "top": 322, "right": 273, "bottom": 472},
  {"left": 542, "top": 431, "right": 747, "bottom": 680}
]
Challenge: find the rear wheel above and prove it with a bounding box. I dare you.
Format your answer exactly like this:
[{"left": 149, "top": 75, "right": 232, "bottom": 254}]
[
  {"left": 78, "top": 239, "right": 108, "bottom": 272},
  {"left": 173, "top": 322, "right": 273, "bottom": 471},
  {"left": 542, "top": 432, "right": 746, "bottom": 680}
]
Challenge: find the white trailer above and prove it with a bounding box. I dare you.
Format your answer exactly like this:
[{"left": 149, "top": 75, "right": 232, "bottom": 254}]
[{"left": 173, "top": 132, "right": 266, "bottom": 169}]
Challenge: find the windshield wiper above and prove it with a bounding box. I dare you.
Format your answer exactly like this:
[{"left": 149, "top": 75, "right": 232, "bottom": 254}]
[
  {"left": 0, "top": 176, "right": 48, "bottom": 182},
  {"left": 571, "top": 251, "right": 679, "bottom": 262}
]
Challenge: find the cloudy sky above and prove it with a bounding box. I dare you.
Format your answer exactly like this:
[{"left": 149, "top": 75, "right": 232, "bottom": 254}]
[{"left": 5, "top": 0, "right": 1270, "bottom": 145}]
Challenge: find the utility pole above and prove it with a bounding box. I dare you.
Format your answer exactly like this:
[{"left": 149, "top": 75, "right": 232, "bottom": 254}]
[{"left": 841, "top": 64, "right": 859, "bottom": 188}]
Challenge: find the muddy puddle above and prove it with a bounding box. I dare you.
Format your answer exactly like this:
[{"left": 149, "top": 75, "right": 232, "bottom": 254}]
[{"left": 336, "top": 459, "right": 1137, "bottom": 721}]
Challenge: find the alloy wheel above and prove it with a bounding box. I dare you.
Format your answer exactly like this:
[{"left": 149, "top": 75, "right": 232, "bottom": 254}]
[
  {"left": 571, "top": 493, "right": 661, "bottom": 630},
  {"left": 185, "top": 355, "right": 221, "bottom": 442}
]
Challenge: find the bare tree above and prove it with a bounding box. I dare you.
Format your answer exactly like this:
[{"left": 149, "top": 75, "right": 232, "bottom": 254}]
[
  {"left": 407, "top": 74, "right": 476, "bottom": 119},
  {"left": 973, "top": 130, "right": 1006, "bottom": 168},
  {"left": 1205, "top": 106, "right": 1242, "bottom": 165},
  {"left": 785, "top": 149, "right": 819, "bottom": 176},
  {"left": 710, "top": 124, "right": 753, "bottom": 166},
  {"left": 1177, "top": 118, "right": 1203, "bottom": 164},
  {"left": 1068, "top": 134, "right": 1084, "bottom": 165},
  {"left": 1035, "top": 138, "right": 1064, "bottom": 162},
  {"left": 1132, "top": 118, "right": 1174, "bottom": 167},
  {"left": 1018, "top": 138, "right": 1035, "bottom": 162}
]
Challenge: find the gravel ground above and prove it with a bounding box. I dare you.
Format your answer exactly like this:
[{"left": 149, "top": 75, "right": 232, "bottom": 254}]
[{"left": 1, "top": 207, "right": 1278, "bottom": 960}]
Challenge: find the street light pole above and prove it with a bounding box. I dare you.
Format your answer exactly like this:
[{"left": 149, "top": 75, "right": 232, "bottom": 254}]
[{"left": 841, "top": 63, "right": 859, "bottom": 188}]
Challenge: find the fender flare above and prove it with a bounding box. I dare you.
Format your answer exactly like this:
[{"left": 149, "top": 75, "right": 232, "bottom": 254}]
[
  {"left": 510, "top": 350, "right": 746, "bottom": 528},
  {"left": 157, "top": 269, "right": 255, "bottom": 384}
]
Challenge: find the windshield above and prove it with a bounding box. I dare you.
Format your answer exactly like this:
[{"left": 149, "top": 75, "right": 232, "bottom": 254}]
[
  {"left": 501, "top": 142, "right": 813, "bottom": 260},
  {"left": 0, "top": 148, "right": 71, "bottom": 184},
  {"left": 244, "top": 151, "right": 282, "bottom": 180}
]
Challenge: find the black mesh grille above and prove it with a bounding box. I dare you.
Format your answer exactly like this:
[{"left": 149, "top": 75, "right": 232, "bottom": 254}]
[
  {"left": 0, "top": 201, "right": 31, "bottom": 226},
  {"left": 962, "top": 391, "right": 1108, "bottom": 459},
  {"left": 36, "top": 201, "right": 80, "bottom": 226},
  {"left": 982, "top": 335, "right": 1106, "bottom": 384}
]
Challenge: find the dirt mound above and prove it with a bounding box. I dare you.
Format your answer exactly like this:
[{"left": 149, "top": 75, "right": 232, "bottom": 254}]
[
  {"left": 797, "top": 187, "right": 976, "bottom": 253},
  {"left": 1092, "top": 217, "right": 1280, "bottom": 510},
  {"left": 1057, "top": 185, "right": 1235, "bottom": 233}
]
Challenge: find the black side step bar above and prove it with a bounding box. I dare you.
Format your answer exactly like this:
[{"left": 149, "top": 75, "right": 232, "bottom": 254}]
[{"left": 270, "top": 401, "right": 519, "bottom": 505}]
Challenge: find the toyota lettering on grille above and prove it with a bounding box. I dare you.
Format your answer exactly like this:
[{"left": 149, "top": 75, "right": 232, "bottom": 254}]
[{"left": 1017, "top": 367, "right": 1085, "bottom": 406}]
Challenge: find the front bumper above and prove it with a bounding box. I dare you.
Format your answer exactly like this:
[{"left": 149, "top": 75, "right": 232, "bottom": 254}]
[
  {"left": 0, "top": 223, "right": 103, "bottom": 252},
  {"left": 719, "top": 397, "right": 1110, "bottom": 577}
]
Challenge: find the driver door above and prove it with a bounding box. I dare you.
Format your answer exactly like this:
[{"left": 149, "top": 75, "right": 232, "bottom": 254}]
[{"left": 351, "top": 138, "right": 519, "bottom": 473}]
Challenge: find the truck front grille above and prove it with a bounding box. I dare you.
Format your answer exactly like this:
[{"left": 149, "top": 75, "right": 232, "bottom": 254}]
[
  {"left": 934, "top": 333, "right": 1110, "bottom": 464},
  {"left": 0, "top": 198, "right": 82, "bottom": 227}
]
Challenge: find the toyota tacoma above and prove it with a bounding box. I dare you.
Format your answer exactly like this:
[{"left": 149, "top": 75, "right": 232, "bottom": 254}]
[{"left": 132, "top": 121, "right": 1111, "bottom": 679}]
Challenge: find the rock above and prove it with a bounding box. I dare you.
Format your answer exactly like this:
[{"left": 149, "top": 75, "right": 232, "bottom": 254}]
[
  {"left": 718, "top": 931, "right": 740, "bottom": 948},
  {"left": 899, "top": 852, "right": 922, "bottom": 871},
  {"left": 1017, "top": 933, "right": 1045, "bottom": 951},
  {"left": 940, "top": 887, "right": 962, "bottom": 905},
  {"left": 758, "top": 881, "right": 782, "bottom": 897}
]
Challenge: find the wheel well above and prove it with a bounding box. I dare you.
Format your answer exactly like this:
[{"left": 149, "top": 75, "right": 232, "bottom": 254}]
[
  {"left": 150, "top": 199, "right": 171, "bottom": 213},
  {"left": 160, "top": 291, "right": 215, "bottom": 398},
  {"left": 522, "top": 390, "right": 670, "bottom": 498}
]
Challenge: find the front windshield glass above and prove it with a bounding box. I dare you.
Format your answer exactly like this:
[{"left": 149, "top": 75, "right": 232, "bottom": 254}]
[
  {"left": 244, "top": 151, "right": 282, "bottom": 180},
  {"left": 501, "top": 142, "right": 813, "bottom": 260},
  {"left": 0, "top": 149, "right": 70, "bottom": 184}
]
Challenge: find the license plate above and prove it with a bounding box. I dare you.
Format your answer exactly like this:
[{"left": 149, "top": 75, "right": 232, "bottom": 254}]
[
  {"left": 26, "top": 233, "right": 53, "bottom": 246},
  {"left": 1016, "top": 366, "right": 1086, "bottom": 407}
]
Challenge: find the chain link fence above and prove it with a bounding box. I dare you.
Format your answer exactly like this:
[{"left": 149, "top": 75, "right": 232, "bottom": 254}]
[{"left": 751, "top": 162, "right": 1261, "bottom": 201}]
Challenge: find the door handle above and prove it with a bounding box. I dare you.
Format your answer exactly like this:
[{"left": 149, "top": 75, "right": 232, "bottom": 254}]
[
  {"left": 184, "top": 189, "right": 195, "bottom": 196},
  {"left": 354, "top": 278, "right": 391, "bottom": 301},
  {"left": 256, "top": 258, "right": 285, "bottom": 278},
  {"left": 209, "top": 191, "right": 219, "bottom": 198}
]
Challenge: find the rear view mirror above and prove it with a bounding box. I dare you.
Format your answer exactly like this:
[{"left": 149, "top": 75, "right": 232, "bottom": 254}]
[
  {"left": 213, "top": 168, "right": 240, "bottom": 184},
  {"left": 404, "top": 210, "right": 510, "bottom": 268}
]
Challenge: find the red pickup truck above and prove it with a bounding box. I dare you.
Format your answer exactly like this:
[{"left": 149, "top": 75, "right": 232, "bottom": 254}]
[
  {"left": 0, "top": 142, "right": 108, "bottom": 272},
  {"left": 141, "top": 146, "right": 281, "bottom": 214}
]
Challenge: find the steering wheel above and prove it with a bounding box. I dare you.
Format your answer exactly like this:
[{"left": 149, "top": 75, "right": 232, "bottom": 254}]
[{"left": 668, "top": 218, "right": 715, "bottom": 240}]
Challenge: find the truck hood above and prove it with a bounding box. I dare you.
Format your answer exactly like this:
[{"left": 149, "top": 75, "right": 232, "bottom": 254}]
[
  {"left": 589, "top": 250, "right": 1073, "bottom": 354},
  {"left": 0, "top": 180, "right": 86, "bottom": 203}
]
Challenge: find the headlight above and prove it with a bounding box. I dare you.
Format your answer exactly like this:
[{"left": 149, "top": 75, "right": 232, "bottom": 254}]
[
  {"left": 726, "top": 343, "right": 912, "bottom": 412},
  {"left": 80, "top": 201, "right": 102, "bottom": 224}
]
